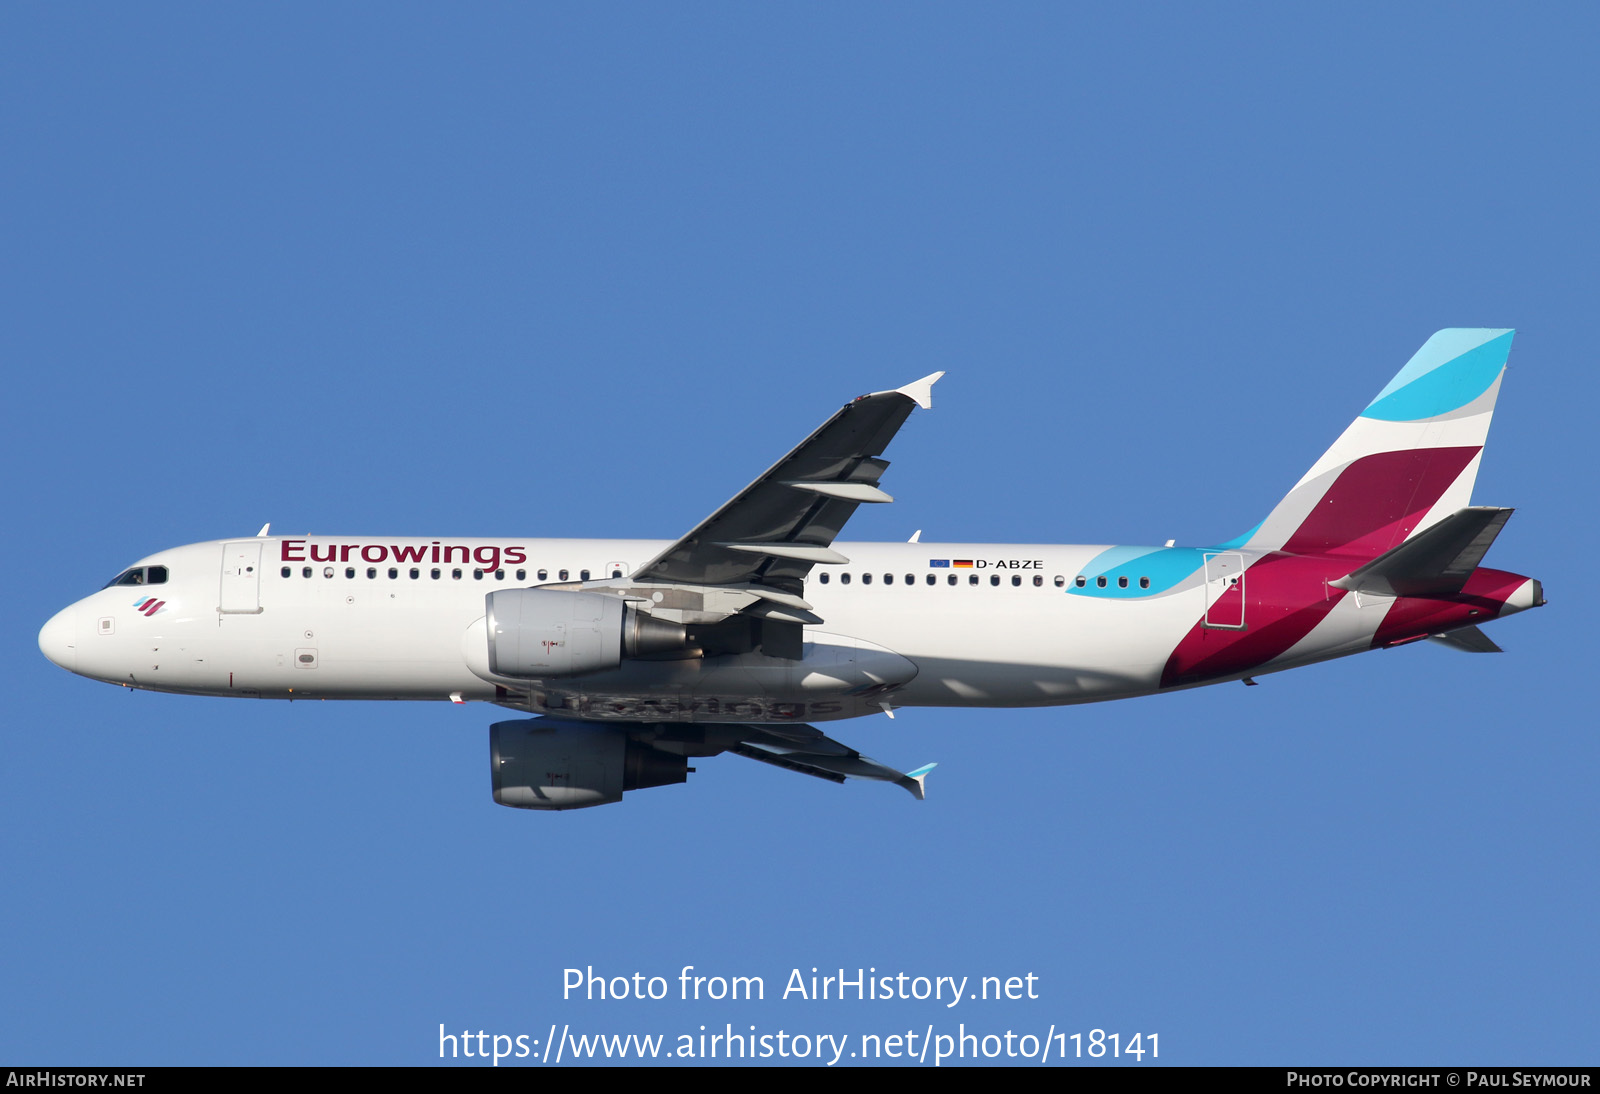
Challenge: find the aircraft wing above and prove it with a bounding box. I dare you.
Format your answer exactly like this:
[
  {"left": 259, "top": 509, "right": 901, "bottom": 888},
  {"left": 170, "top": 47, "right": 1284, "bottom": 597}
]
[
  {"left": 630, "top": 372, "right": 943, "bottom": 594},
  {"left": 727, "top": 722, "right": 936, "bottom": 800}
]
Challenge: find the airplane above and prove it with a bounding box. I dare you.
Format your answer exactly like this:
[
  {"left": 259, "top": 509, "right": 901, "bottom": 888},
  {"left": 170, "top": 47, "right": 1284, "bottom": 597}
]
[{"left": 38, "top": 328, "right": 1543, "bottom": 810}]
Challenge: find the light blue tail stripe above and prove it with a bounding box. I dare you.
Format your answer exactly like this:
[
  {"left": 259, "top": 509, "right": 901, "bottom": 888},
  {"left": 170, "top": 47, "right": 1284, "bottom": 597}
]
[{"left": 1362, "top": 329, "right": 1513, "bottom": 422}]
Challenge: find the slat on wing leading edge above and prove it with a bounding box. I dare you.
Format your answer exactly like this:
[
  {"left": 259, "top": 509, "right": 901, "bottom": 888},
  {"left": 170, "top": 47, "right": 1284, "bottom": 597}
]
[{"left": 631, "top": 372, "right": 943, "bottom": 591}]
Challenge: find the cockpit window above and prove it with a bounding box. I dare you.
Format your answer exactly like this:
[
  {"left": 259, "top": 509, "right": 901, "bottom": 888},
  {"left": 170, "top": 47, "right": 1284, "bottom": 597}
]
[{"left": 102, "top": 565, "right": 168, "bottom": 589}]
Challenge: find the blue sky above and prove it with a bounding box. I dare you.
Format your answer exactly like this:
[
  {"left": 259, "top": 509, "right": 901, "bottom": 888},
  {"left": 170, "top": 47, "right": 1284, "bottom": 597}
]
[{"left": 3, "top": 3, "right": 1593, "bottom": 1066}]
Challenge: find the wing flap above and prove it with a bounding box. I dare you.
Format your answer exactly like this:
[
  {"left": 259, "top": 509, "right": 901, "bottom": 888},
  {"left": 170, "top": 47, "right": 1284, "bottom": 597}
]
[
  {"left": 783, "top": 480, "right": 895, "bottom": 503},
  {"left": 630, "top": 374, "right": 943, "bottom": 591}
]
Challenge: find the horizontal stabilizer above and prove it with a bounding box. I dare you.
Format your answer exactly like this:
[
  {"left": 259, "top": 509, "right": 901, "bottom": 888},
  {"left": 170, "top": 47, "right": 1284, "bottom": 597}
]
[
  {"left": 731, "top": 724, "right": 932, "bottom": 800},
  {"left": 1329, "top": 507, "right": 1513, "bottom": 598},
  {"left": 1428, "top": 625, "right": 1503, "bottom": 653}
]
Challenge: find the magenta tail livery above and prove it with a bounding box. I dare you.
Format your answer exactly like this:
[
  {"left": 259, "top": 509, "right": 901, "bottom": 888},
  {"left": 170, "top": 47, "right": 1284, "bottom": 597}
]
[{"left": 38, "top": 331, "right": 1543, "bottom": 810}]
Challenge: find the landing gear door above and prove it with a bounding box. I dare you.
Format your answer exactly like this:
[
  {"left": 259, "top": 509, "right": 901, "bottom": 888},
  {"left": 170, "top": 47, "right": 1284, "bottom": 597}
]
[
  {"left": 220, "top": 541, "right": 264, "bottom": 614},
  {"left": 1203, "top": 552, "right": 1246, "bottom": 629}
]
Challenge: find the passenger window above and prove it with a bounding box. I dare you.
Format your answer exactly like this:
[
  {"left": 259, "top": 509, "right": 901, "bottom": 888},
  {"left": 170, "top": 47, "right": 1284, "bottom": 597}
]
[
  {"left": 883, "top": 574, "right": 893, "bottom": 585},
  {"left": 1033, "top": 575, "right": 1043, "bottom": 587},
  {"left": 388, "top": 568, "right": 398, "bottom": 579},
  {"left": 1010, "top": 575, "right": 1020, "bottom": 587},
  {"left": 947, "top": 574, "right": 956, "bottom": 586},
  {"left": 819, "top": 572, "right": 830, "bottom": 584},
  {"left": 580, "top": 569, "right": 590, "bottom": 581},
  {"left": 537, "top": 569, "right": 548, "bottom": 581},
  {"left": 367, "top": 568, "right": 377, "bottom": 579},
  {"left": 451, "top": 568, "right": 462, "bottom": 579},
  {"left": 905, "top": 574, "right": 915, "bottom": 585},
  {"left": 345, "top": 567, "right": 356, "bottom": 578},
  {"left": 1075, "top": 576, "right": 1087, "bottom": 588},
  {"left": 302, "top": 567, "right": 312, "bottom": 578},
  {"left": 926, "top": 574, "right": 936, "bottom": 586},
  {"left": 281, "top": 566, "right": 291, "bottom": 578},
  {"left": 323, "top": 566, "right": 334, "bottom": 578},
  {"left": 559, "top": 569, "right": 569, "bottom": 581},
  {"left": 990, "top": 575, "right": 1000, "bottom": 586},
  {"left": 473, "top": 569, "right": 483, "bottom": 580},
  {"left": 841, "top": 573, "right": 852, "bottom": 585},
  {"left": 862, "top": 573, "right": 873, "bottom": 585},
  {"left": 1139, "top": 577, "right": 1150, "bottom": 589},
  {"left": 1054, "top": 575, "right": 1065, "bottom": 587},
  {"left": 409, "top": 568, "right": 420, "bottom": 579},
  {"left": 611, "top": 569, "right": 622, "bottom": 579},
  {"left": 969, "top": 574, "right": 979, "bottom": 586},
  {"left": 430, "top": 568, "right": 440, "bottom": 579},
  {"left": 1118, "top": 576, "right": 1128, "bottom": 589},
  {"left": 1096, "top": 576, "right": 1107, "bottom": 588}
]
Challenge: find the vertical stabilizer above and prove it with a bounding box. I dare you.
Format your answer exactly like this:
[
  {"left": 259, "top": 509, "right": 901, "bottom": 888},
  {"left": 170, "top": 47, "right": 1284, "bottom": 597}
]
[{"left": 1239, "top": 329, "right": 1514, "bottom": 561}]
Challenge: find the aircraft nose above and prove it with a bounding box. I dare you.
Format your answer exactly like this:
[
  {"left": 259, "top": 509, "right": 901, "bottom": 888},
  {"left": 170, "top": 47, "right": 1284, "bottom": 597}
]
[{"left": 39, "top": 605, "right": 79, "bottom": 672}]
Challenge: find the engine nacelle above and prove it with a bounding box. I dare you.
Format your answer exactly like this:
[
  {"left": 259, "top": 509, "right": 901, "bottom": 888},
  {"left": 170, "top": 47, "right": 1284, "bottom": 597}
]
[
  {"left": 485, "top": 588, "right": 686, "bottom": 678},
  {"left": 489, "top": 718, "right": 689, "bottom": 810}
]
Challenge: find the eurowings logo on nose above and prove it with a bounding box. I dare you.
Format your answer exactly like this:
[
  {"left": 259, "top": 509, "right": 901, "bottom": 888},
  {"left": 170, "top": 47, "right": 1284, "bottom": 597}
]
[{"left": 133, "top": 597, "right": 166, "bottom": 617}]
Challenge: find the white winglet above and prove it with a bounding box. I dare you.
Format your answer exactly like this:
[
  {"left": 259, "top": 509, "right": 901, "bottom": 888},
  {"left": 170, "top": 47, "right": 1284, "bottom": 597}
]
[
  {"left": 256, "top": 523, "right": 271, "bottom": 537},
  {"left": 900, "top": 763, "right": 937, "bottom": 801},
  {"left": 908, "top": 529, "right": 922, "bottom": 543},
  {"left": 894, "top": 371, "right": 945, "bottom": 410}
]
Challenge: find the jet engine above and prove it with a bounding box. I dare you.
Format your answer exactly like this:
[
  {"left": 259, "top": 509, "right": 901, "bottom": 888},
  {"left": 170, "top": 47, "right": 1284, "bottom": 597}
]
[
  {"left": 489, "top": 718, "right": 688, "bottom": 810},
  {"left": 485, "top": 588, "right": 687, "bottom": 678}
]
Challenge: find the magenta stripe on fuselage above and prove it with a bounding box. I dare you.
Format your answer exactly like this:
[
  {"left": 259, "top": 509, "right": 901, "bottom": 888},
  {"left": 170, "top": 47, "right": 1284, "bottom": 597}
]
[{"left": 1160, "top": 553, "right": 1351, "bottom": 688}]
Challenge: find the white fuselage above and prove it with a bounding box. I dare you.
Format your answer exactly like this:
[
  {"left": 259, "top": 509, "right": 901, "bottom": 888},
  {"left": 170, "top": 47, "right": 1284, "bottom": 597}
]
[
  {"left": 41, "top": 534, "right": 1301, "bottom": 723},
  {"left": 46, "top": 533, "right": 1537, "bottom": 727}
]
